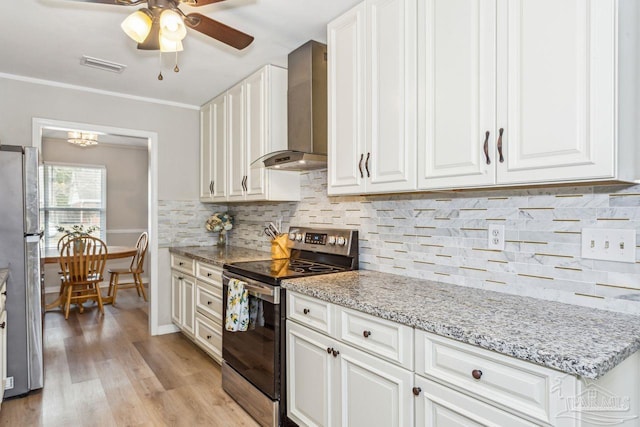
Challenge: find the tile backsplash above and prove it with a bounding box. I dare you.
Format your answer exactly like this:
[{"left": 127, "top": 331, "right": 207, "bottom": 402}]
[{"left": 161, "top": 171, "right": 640, "bottom": 315}]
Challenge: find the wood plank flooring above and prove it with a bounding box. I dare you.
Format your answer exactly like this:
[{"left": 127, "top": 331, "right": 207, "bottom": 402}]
[{"left": 0, "top": 291, "right": 259, "bottom": 427}]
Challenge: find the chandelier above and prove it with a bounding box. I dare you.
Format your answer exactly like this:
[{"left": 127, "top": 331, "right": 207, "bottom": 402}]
[{"left": 67, "top": 131, "right": 99, "bottom": 148}]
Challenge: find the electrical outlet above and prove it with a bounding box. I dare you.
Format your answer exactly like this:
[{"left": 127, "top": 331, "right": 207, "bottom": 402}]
[
  {"left": 488, "top": 224, "right": 505, "bottom": 250},
  {"left": 581, "top": 228, "right": 636, "bottom": 263},
  {"left": 5, "top": 376, "right": 13, "bottom": 390}
]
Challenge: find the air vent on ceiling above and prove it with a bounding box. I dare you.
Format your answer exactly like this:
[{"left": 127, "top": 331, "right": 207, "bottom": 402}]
[{"left": 80, "top": 55, "right": 127, "bottom": 74}]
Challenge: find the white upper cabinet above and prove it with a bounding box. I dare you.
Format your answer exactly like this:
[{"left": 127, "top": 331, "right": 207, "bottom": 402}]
[
  {"left": 418, "top": 0, "right": 639, "bottom": 189},
  {"left": 200, "top": 64, "right": 300, "bottom": 202},
  {"left": 328, "top": 0, "right": 417, "bottom": 196},
  {"left": 200, "top": 94, "right": 227, "bottom": 202},
  {"left": 417, "top": 0, "right": 497, "bottom": 189}
]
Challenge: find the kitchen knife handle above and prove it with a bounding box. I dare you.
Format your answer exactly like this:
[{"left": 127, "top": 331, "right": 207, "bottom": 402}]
[
  {"left": 365, "top": 152, "right": 371, "bottom": 178},
  {"left": 483, "top": 131, "right": 491, "bottom": 165},
  {"left": 358, "top": 153, "right": 364, "bottom": 178},
  {"left": 497, "top": 128, "right": 504, "bottom": 163}
]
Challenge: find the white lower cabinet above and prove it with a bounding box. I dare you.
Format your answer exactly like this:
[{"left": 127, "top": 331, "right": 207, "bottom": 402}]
[
  {"left": 287, "top": 292, "right": 413, "bottom": 427},
  {"left": 170, "top": 255, "right": 223, "bottom": 364}
]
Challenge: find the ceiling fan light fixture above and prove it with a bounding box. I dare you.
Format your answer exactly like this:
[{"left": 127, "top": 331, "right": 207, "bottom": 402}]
[
  {"left": 121, "top": 8, "right": 153, "bottom": 43},
  {"left": 159, "top": 9, "right": 187, "bottom": 42},
  {"left": 67, "top": 131, "right": 99, "bottom": 148},
  {"left": 159, "top": 35, "right": 183, "bottom": 52}
]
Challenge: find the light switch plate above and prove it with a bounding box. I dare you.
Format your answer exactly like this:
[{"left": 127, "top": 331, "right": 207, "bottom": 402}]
[
  {"left": 488, "top": 224, "right": 505, "bottom": 251},
  {"left": 581, "top": 228, "right": 636, "bottom": 263}
]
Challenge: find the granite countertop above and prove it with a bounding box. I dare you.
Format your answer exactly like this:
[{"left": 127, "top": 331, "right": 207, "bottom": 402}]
[
  {"left": 169, "top": 245, "right": 270, "bottom": 268},
  {"left": 282, "top": 270, "right": 640, "bottom": 380},
  {"left": 0, "top": 268, "right": 7, "bottom": 285}
]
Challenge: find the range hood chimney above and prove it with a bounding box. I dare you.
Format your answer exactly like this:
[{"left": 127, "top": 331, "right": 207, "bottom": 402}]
[{"left": 259, "top": 40, "right": 328, "bottom": 171}]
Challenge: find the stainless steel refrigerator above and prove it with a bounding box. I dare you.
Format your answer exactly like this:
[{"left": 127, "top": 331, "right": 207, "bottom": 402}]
[{"left": 0, "top": 145, "right": 44, "bottom": 398}]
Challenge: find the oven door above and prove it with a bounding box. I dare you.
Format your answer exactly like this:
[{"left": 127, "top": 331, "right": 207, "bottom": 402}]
[{"left": 222, "top": 271, "right": 281, "bottom": 400}]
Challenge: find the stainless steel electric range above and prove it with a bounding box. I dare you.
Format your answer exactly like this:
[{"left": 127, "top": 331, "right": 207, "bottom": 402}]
[{"left": 221, "top": 226, "right": 358, "bottom": 427}]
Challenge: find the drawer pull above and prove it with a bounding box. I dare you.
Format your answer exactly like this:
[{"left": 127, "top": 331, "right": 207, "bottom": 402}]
[
  {"left": 206, "top": 335, "right": 212, "bottom": 340},
  {"left": 363, "top": 330, "right": 372, "bottom": 338},
  {"left": 179, "top": 261, "right": 184, "bottom": 266},
  {"left": 303, "top": 308, "right": 310, "bottom": 315},
  {"left": 207, "top": 272, "right": 212, "bottom": 277},
  {"left": 412, "top": 387, "right": 422, "bottom": 396},
  {"left": 472, "top": 369, "right": 483, "bottom": 380},
  {"left": 331, "top": 349, "right": 340, "bottom": 358},
  {"left": 207, "top": 301, "right": 212, "bottom": 305},
  {"left": 1, "top": 291, "right": 6, "bottom": 296},
  {"left": 178, "top": 277, "right": 183, "bottom": 280},
  {"left": 0, "top": 321, "right": 5, "bottom": 329}
]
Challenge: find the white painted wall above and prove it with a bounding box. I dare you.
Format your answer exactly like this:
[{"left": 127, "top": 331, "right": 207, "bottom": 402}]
[{"left": 0, "top": 76, "right": 200, "bottom": 332}]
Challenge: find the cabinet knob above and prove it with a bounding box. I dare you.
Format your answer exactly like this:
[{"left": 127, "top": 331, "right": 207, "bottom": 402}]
[
  {"left": 327, "top": 347, "right": 333, "bottom": 354},
  {"left": 412, "top": 387, "right": 422, "bottom": 396},
  {"left": 0, "top": 321, "right": 5, "bottom": 329},
  {"left": 483, "top": 130, "right": 491, "bottom": 165},
  {"left": 472, "top": 369, "right": 483, "bottom": 380},
  {"left": 207, "top": 301, "right": 212, "bottom": 305},
  {"left": 206, "top": 335, "right": 212, "bottom": 340},
  {"left": 497, "top": 128, "right": 505, "bottom": 163},
  {"left": 332, "top": 349, "right": 340, "bottom": 358},
  {"left": 207, "top": 272, "right": 212, "bottom": 277},
  {"left": 1, "top": 291, "right": 6, "bottom": 296},
  {"left": 363, "top": 330, "right": 372, "bottom": 338},
  {"left": 303, "top": 308, "right": 310, "bottom": 315},
  {"left": 179, "top": 262, "right": 184, "bottom": 266},
  {"left": 178, "top": 277, "right": 184, "bottom": 280}
]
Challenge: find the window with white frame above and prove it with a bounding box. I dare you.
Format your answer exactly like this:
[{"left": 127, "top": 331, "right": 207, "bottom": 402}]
[{"left": 40, "top": 163, "right": 107, "bottom": 250}]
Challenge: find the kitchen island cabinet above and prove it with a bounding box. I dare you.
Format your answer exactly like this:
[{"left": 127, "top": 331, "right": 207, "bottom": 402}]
[{"left": 283, "top": 271, "right": 640, "bottom": 426}]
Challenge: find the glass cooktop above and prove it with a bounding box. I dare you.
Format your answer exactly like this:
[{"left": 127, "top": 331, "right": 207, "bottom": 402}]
[{"left": 224, "top": 258, "right": 347, "bottom": 282}]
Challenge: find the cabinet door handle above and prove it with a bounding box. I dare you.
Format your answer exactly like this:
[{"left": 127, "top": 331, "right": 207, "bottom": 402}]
[
  {"left": 0, "top": 321, "right": 5, "bottom": 329},
  {"left": 472, "top": 369, "right": 483, "bottom": 380},
  {"left": 209, "top": 181, "right": 213, "bottom": 194},
  {"left": 363, "top": 330, "right": 371, "bottom": 338},
  {"left": 327, "top": 347, "right": 333, "bottom": 354},
  {"left": 358, "top": 153, "right": 364, "bottom": 178},
  {"left": 303, "top": 308, "right": 310, "bottom": 315},
  {"left": 483, "top": 131, "right": 491, "bottom": 165},
  {"left": 365, "top": 152, "right": 371, "bottom": 178},
  {"left": 497, "top": 128, "right": 504, "bottom": 163},
  {"left": 412, "top": 387, "right": 422, "bottom": 396},
  {"left": 206, "top": 335, "right": 212, "bottom": 340},
  {"left": 241, "top": 176, "right": 246, "bottom": 191},
  {"left": 332, "top": 349, "right": 340, "bottom": 357}
]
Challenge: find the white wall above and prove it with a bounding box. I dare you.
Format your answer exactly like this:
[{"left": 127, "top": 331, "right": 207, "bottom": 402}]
[{"left": 0, "top": 76, "right": 200, "bottom": 331}]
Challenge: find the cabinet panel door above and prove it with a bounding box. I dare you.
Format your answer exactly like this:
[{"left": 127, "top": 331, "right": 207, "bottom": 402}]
[
  {"left": 199, "top": 102, "right": 214, "bottom": 200},
  {"left": 418, "top": 0, "right": 496, "bottom": 189},
  {"left": 366, "top": 0, "right": 417, "bottom": 193},
  {"left": 496, "top": 0, "right": 615, "bottom": 184},
  {"left": 211, "top": 94, "right": 227, "bottom": 201},
  {"left": 244, "top": 68, "right": 267, "bottom": 200},
  {"left": 182, "top": 276, "right": 195, "bottom": 336},
  {"left": 171, "top": 273, "right": 182, "bottom": 326},
  {"left": 227, "top": 84, "right": 246, "bottom": 200},
  {"left": 328, "top": 2, "right": 366, "bottom": 195},
  {"left": 336, "top": 343, "right": 413, "bottom": 427},
  {"left": 287, "top": 321, "right": 336, "bottom": 427}
]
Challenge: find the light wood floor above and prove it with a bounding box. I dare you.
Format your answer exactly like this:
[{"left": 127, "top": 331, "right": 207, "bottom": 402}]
[{"left": 0, "top": 291, "right": 259, "bottom": 427}]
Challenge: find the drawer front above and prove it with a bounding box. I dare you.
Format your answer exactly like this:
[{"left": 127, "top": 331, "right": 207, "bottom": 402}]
[
  {"left": 196, "top": 282, "right": 223, "bottom": 324},
  {"left": 287, "top": 292, "right": 334, "bottom": 336},
  {"left": 195, "top": 313, "right": 222, "bottom": 363},
  {"left": 415, "top": 330, "right": 554, "bottom": 424},
  {"left": 171, "top": 254, "right": 195, "bottom": 275},
  {"left": 415, "top": 375, "right": 538, "bottom": 427},
  {"left": 338, "top": 306, "right": 413, "bottom": 370},
  {"left": 196, "top": 262, "right": 222, "bottom": 288}
]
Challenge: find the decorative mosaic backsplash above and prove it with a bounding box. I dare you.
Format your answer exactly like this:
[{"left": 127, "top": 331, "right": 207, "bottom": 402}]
[{"left": 161, "top": 171, "right": 640, "bottom": 315}]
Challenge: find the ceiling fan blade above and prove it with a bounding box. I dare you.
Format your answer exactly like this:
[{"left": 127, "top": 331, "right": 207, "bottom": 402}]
[
  {"left": 185, "top": 13, "right": 254, "bottom": 50},
  {"left": 180, "top": 0, "right": 227, "bottom": 6}
]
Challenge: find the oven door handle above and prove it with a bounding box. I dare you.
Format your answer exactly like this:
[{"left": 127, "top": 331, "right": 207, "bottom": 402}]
[{"left": 222, "top": 272, "right": 280, "bottom": 304}]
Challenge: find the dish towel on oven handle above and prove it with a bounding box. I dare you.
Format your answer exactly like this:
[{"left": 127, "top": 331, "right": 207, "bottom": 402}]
[{"left": 225, "top": 278, "right": 249, "bottom": 332}]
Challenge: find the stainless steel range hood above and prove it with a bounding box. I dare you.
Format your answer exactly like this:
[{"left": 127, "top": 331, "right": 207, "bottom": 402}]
[{"left": 256, "top": 40, "right": 327, "bottom": 171}]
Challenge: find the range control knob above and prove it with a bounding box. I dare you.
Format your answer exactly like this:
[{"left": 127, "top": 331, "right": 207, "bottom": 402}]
[
  {"left": 288, "top": 232, "right": 296, "bottom": 240},
  {"left": 328, "top": 236, "right": 337, "bottom": 245},
  {"left": 336, "top": 236, "right": 347, "bottom": 246},
  {"left": 295, "top": 233, "right": 303, "bottom": 242}
]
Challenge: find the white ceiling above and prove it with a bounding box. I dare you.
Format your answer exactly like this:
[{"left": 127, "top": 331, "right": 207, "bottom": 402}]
[{"left": 0, "top": 0, "right": 361, "bottom": 107}]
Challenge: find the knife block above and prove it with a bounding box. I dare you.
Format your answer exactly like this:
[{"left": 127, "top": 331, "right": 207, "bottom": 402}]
[{"left": 271, "top": 234, "right": 291, "bottom": 260}]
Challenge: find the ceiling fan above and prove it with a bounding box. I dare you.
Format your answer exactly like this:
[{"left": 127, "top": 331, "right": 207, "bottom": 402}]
[{"left": 70, "top": 0, "right": 254, "bottom": 52}]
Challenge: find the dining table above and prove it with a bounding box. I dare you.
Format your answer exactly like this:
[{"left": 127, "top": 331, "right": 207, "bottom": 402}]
[{"left": 43, "top": 245, "right": 137, "bottom": 310}]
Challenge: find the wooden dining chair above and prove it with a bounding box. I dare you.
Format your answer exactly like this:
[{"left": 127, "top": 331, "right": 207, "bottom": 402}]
[
  {"left": 58, "top": 235, "right": 108, "bottom": 319},
  {"left": 56, "top": 233, "right": 75, "bottom": 296},
  {"left": 107, "top": 232, "right": 148, "bottom": 305}
]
